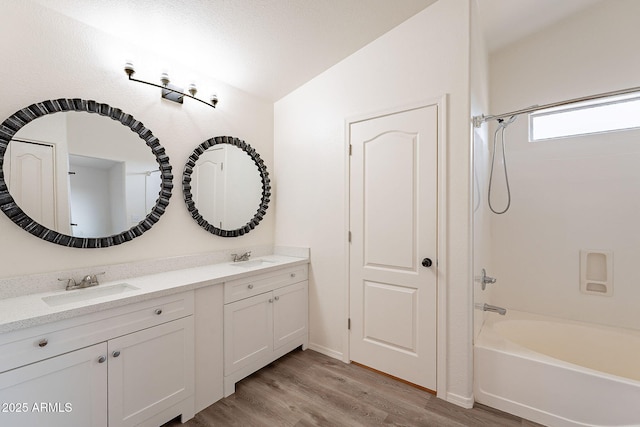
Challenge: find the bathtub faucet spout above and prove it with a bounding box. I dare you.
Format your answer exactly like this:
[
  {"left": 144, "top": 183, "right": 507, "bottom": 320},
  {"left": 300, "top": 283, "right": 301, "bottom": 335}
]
[{"left": 478, "top": 303, "right": 507, "bottom": 315}]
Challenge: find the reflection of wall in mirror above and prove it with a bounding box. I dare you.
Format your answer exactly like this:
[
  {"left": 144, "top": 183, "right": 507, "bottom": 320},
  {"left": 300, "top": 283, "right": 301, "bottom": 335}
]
[
  {"left": 6, "top": 111, "right": 160, "bottom": 237},
  {"left": 193, "top": 145, "right": 263, "bottom": 231},
  {"left": 67, "top": 113, "right": 160, "bottom": 230}
]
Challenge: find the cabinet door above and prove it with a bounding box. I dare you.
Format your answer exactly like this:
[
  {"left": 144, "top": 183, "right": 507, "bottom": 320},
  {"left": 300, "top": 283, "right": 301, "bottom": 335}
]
[
  {"left": 273, "top": 281, "right": 308, "bottom": 350},
  {"left": 224, "top": 292, "right": 273, "bottom": 375},
  {"left": 0, "top": 342, "right": 107, "bottom": 427},
  {"left": 108, "top": 317, "right": 194, "bottom": 427}
]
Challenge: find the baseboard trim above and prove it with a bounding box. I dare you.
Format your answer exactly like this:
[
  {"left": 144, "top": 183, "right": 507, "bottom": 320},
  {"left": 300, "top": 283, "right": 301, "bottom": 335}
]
[
  {"left": 308, "top": 343, "right": 343, "bottom": 361},
  {"left": 446, "top": 392, "right": 474, "bottom": 409}
]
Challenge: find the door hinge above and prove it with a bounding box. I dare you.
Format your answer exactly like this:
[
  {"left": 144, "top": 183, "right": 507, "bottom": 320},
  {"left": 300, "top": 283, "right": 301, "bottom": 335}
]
[
  {"left": 348, "top": 231, "right": 352, "bottom": 242},
  {"left": 349, "top": 144, "right": 352, "bottom": 156},
  {"left": 348, "top": 318, "right": 351, "bottom": 330}
]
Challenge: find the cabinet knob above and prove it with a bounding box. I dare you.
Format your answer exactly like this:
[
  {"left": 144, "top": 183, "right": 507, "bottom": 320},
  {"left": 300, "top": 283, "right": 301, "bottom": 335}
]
[
  {"left": 248, "top": 284, "right": 254, "bottom": 289},
  {"left": 112, "top": 350, "right": 121, "bottom": 358},
  {"left": 290, "top": 273, "right": 296, "bottom": 278},
  {"left": 274, "top": 296, "right": 280, "bottom": 301},
  {"left": 38, "top": 338, "right": 48, "bottom": 348},
  {"left": 154, "top": 309, "right": 163, "bottom": 315},
  {"left": 98, "top": 356, "right": 106, "bottom": 364},
  {"left": 268, "top": 298, "right": 273, "bottom": 303}
]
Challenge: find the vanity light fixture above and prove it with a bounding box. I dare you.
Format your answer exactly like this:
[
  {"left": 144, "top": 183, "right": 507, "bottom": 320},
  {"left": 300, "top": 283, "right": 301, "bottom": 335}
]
[{"left": 124, "top": 62, "right": 218, "bottom": 108}]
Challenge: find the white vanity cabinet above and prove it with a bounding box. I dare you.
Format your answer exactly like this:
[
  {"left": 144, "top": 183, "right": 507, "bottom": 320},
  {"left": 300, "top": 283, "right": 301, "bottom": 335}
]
[
  {"left": 108, "top": 316, "right": 194, "bottom": 427},
  {"left": 0, "top": 291, "right": 195, "bottom": 427},
  {"left": 0, "top": 342, "right": 108, "bottom": 427},
  {"left": 223, "top": 264, "right": 308, "bottom": 396}
]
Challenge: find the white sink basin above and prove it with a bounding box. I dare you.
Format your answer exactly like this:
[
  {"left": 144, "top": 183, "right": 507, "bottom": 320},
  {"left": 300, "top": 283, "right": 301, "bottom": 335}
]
[
  {"left": 230, "top": 259, "right": 276, "bottom": 269},
  {"left": 42, "top": 283, "right": 140, "bottom": 307}
]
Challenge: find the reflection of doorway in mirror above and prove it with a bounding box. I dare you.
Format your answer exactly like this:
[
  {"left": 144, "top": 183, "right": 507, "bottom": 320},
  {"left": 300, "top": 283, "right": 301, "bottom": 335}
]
[
  {"left": 224, "top": 146, "right": 262, "bottom": 229},
  {"left": 5, "top": 140, "right": 61, "bottom": 232},
  {"left": 144, "top": 170, "right": 162, "bottom": 216},
  {"left": 193, "top": 144, "right": 263, "bottom": 230},
  {"left": 194, "top": 147, "right": 225, "bottom": 228},
  {"left": 68, "top": 155, "right": 126, "bottom": 237},
  {"left": 125, "top": 168, "right": 161, "bottom": 228}
]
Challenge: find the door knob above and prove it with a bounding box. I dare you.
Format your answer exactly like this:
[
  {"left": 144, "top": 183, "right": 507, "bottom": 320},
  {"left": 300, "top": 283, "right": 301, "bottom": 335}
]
[{"left": 422, "top": 258, "right": 433, "bottom": 267}]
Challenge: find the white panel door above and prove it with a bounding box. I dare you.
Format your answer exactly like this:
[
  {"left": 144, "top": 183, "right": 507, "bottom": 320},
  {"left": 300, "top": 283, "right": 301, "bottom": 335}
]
[
  {"left": 193, "top": 147, "right": 225, "bottom": 228},
  {"left": 349, "top": 104, "right": 438, "bottom": 391},
  {"left": 7, "top": 140, "right": 57, "bottom": 230}
]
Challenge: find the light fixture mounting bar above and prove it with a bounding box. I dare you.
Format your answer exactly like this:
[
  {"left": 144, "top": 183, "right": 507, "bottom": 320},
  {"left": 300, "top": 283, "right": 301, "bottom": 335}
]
[{"left": 124, "top": 63, "right": 218, "bottom": 108}]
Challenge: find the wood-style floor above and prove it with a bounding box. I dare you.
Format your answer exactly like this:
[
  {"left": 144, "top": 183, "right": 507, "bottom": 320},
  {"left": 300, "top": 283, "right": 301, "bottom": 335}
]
[{"left": 165, "top": 348, "right": 543, "bottom": 427}]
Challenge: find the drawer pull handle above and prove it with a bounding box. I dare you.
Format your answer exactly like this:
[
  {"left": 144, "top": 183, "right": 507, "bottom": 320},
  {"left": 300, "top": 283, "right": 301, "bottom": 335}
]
[
  {"left": 274, "top": 296, "right": 280, "bottom": 301},
  {"left": 112, "top": 350, "right": 121, "bottom": 358},
  {"left": 248, "top": 284, "right": 254, "bottom": 289},
  {"left": 155, "top": 309, "right": 163, "bottom": 315},
  {"left": 98, "top": 356, "right": 106, "bottom": 364},
  {"left": 38, "top": 339, "right": 48, "bottom": 348}
]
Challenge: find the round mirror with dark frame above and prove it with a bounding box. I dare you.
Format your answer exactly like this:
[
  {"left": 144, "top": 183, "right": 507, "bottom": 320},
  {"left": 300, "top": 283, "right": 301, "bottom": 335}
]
[
  {"left": 183, "top": 136, "right": 270, "bottom": 237},
  {"left": 0, "top": 98, "right": 172, "bottom": 248}
]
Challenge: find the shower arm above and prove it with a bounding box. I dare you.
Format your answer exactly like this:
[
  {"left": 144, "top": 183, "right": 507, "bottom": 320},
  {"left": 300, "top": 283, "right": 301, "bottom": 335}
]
[{"left": 472, "top": 84, "right": 640, "bottom": 128}]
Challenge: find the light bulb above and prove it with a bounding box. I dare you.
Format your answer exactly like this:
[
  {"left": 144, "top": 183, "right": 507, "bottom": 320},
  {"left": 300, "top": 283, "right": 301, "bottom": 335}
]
[
  {"left": 160, "top": 72, "right": 170, "bottom": 86},
  {"left": 124, "top": 62, "right": 135, "bottom": 77},
  {"left": 188, "top": 83, "right": 198, "bottom": 97}
]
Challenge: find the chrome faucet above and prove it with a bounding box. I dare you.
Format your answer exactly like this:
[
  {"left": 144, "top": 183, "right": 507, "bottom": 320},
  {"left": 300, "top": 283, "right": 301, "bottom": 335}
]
[
  {"left": 476, "top": 303, "right": 507, "bottom": 315},
  {"left": 231, "top": 251, "right": 252, "bottom": 262},
  {"left": 58, "top": 272, "right": 105, "bottom": 291},
  {"left": 480, "top": 268, "right": 497, "bottom": 290}
]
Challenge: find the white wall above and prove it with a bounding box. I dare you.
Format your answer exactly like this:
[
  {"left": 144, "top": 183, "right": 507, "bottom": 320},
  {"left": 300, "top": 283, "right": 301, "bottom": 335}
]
[
  {"left": 274, "top": 0, "right": 474, "bottom": 404},
  {"left": 470, "top": 0, "right": 491, "bottom": 341},
  {"left": 0, "top": 1, "right": 274, "bottom": 279},
  {"left": 489, "top": 0, "right": 640, "bottom": 329}
]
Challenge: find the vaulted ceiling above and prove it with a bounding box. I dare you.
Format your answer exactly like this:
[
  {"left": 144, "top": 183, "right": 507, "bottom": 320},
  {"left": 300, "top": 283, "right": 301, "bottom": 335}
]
[{"left": 31, "top": 0, "right": 603, "bottom": 102}]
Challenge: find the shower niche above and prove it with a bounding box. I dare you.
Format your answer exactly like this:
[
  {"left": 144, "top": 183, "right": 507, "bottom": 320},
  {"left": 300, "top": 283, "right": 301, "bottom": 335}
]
[{"left": 580, "top": 250, "right": 613, "bottom": 296}]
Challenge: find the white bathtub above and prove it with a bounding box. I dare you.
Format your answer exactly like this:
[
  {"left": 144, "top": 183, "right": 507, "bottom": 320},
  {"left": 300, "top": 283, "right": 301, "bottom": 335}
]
[{"left": 474, "top": 309, "right": 640, "bottom": 427}]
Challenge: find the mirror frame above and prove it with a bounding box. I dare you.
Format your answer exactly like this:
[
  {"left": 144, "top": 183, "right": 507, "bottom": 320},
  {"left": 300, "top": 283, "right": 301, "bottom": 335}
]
[
  {"left": 0, "top": 98, "right": 173, "bottom": 248},
  {"left": 182, "top": 136, "right": 270, "bottom": 237}
]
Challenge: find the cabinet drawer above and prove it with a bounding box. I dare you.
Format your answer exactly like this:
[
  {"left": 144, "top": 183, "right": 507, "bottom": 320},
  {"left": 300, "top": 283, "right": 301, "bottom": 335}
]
[
  {"left": 224, "top": 264, "right": 308, "bottom": 304},
  {"left": 0, "top": 291, "right": 194, "bottom": 374}
]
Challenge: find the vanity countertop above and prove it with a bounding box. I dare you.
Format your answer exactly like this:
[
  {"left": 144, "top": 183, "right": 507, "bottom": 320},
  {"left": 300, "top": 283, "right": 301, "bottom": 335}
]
[{"left": 0, "top": 254, "right": 308, "bottom": 334}]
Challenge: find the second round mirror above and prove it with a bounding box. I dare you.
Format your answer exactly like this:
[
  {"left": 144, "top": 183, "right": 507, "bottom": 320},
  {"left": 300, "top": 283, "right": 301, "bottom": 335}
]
[{"left": 183, "top": 136, "right": 270, "bottom": 237}]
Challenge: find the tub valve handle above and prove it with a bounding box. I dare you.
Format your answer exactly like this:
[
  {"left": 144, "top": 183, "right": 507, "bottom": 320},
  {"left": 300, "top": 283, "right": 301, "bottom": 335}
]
[{"left": 481, "top": 268, "right": 497, "bottom": 290}]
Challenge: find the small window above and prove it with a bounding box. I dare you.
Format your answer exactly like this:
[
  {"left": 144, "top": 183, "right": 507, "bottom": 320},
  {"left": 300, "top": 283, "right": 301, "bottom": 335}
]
[{"left": 529, "top": 92, "right": 640, "bottom": 141}]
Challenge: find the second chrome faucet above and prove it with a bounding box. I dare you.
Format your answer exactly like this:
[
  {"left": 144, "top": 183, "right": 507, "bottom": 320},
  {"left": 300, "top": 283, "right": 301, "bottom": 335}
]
[{"left": 232, "top": 251, "right": 252, "bottom": 262}]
